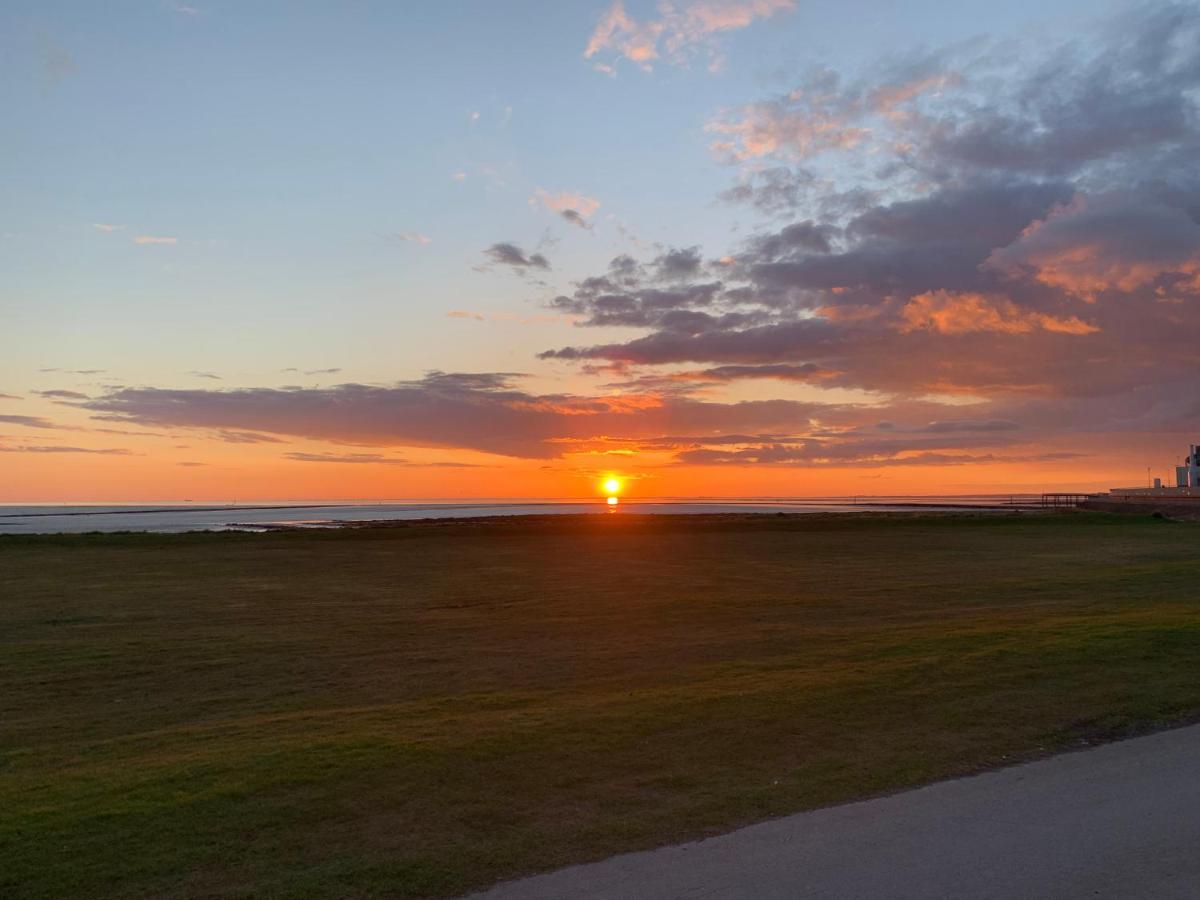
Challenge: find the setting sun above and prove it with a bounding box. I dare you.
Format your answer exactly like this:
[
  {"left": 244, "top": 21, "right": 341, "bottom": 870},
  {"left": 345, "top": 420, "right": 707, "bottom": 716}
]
[{"left": 603, "top": 477, "right": 622, "bottom": 495}]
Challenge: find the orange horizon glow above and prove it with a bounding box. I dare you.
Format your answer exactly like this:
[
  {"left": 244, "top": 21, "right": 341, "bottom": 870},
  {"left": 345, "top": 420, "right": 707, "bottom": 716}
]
[{"left": 0, "top": 437, "right": 1185, "bottom": 504}]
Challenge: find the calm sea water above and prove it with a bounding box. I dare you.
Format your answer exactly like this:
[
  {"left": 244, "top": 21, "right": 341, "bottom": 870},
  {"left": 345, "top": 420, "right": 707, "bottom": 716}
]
[{"left": 0, "top": 496, "right": 1039, "bottom": 534}]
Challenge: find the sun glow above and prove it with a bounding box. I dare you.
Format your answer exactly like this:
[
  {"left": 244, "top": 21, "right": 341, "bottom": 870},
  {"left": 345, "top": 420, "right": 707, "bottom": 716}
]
[
  {"left": 606, "top": 495, "right": 619, "bottom": 506},
  {"left": 602, "top": 477, "right": 622, "bottom": 494}
]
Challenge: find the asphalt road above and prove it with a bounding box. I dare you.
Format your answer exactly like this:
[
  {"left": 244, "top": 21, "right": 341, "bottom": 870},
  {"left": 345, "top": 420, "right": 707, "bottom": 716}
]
[{"left": 471, "top": 724, "right": 1200, "bottom": 899}]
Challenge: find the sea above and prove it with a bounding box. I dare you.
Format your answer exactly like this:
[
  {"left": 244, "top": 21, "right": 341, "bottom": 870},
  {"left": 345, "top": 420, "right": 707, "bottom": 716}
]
[{"left": 0, "top": 496, "right": 1041, "bottom": 534}]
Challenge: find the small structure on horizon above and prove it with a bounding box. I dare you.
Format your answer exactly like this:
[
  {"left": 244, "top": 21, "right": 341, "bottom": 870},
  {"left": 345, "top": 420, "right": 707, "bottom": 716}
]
[
  {"left": 1175, "top": 444, "right": 1200, "bottom": 489},
  {"left": 1106, "top": 442, "right": 1200, "bottom": 499}
]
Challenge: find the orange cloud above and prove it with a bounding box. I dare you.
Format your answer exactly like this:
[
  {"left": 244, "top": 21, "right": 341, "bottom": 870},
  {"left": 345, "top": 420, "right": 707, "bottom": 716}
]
[
  {"left": 987, "top": 195, "right": 1200, "bottom": 300},
  {"left": 585, "top": 0, "right": 794, "bottom": 72},
  {"left": 898, "top": 291, "right": 1099, "bottom": 336}
]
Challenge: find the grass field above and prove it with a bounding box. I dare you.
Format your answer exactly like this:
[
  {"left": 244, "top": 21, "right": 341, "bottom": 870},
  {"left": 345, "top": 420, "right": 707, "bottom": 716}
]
[{"left": 3, "top": 511, "right": 1200, "bottom": 898}]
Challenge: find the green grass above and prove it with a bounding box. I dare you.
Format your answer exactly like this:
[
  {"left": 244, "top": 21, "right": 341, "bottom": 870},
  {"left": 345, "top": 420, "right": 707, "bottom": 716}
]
[{"left": 2, "top": 511, "right": 1200, "bottom": 898}]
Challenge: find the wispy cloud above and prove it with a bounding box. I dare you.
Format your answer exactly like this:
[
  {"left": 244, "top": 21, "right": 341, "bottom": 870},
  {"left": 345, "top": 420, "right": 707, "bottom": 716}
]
[
  {"left": 132, "top": 235, "right": 178, "bottom": 245},
  {"left": 188, "top": 371, "right": 222, "bottom": 380},
  {"left": 585, "top": 0, "right": 794, "bottom": 73},
  {"left": 92, "top": 223, "right": 123, "bottom": 233},
  {"left": 447, "top": 310, "right": 578, "bottom": 326},
  {"left": 38, "top": 389, "right": 90, "bottom": 401},
  {"left": 285, "top": 451, "right": 480, "bottom": 467},
  {"left": 0, "top": 444, "right": 131, "bottom": 455},
  {"left": 216, "top": 430, "right": 285, "bottom": 444},
  {"left": 39, "top": 33, "right": 75, "bottom": 88},
  {"left": 383, "top": 231, "right": 432, "bottom": 245},
  {"left": 0, "top": 414, "right": 60, "bottom": 429}
]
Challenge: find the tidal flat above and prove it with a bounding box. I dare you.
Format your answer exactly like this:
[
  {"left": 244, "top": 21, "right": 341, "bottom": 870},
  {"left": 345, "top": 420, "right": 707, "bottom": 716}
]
[{"left": 3, "top": 512, "right": 1199, "bottom": 898}]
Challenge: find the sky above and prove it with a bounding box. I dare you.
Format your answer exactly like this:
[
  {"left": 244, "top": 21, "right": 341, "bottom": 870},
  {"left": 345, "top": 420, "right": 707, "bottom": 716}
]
[{"left": 2, "top": 0, "right": 1198, "bottom": 502}]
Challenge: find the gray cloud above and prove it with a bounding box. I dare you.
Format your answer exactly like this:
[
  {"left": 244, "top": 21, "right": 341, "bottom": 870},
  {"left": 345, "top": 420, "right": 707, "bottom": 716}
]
[
  {"left": 38, "top": 389, "right": 90, "bottom": 401},
  {"left": 484, "top": 242, "right": 551, "bottom": 271},
  {"left": 0, "top": 414, "right": 61, "bottom": 429},
  {"left": 216, "top": 430, "right": 286, "bottom": 444}
]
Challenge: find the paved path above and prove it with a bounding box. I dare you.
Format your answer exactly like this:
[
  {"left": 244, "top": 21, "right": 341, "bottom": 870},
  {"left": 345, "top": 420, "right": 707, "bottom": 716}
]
[{"left": 471, "top": 724, "right": 1200, "bottom": 899}]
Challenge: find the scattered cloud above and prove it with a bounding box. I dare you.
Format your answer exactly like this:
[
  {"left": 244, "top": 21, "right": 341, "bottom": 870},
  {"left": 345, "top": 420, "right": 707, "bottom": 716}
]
[
  {"left": 482, "top": 242, "right": 551, "bottom": 271},
  {"left": 188, "top": 371, "right": 222, "bottom": 380},
  {"left": 0, "top": 415, "right": 60, "bottom": 429},
  {"left": 92, "top": 223, "right": 123, "bottom": 232},
  {"left": 531, "top": 189, "right": 601, "bottom": 229},
  {"left": 585, "top": 0, "right": 795, "bottom": 73},
  {"left": 132, "top": 235, "right": 178, "bottom": 245},
  {"left": 525, "top": 4, "right": 1200, "bottom": 468}
]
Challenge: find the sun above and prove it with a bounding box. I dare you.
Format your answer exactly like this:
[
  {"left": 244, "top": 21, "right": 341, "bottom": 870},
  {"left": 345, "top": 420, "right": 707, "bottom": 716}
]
[{"left": 602, "top": 477, "right": 622, "bottom": 495}]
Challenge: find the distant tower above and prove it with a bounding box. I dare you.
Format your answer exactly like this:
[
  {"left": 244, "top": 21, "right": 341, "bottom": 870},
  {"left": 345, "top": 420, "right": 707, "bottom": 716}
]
[{"left": 1176, "top": 445, "right": 1200, "bottom": 488}]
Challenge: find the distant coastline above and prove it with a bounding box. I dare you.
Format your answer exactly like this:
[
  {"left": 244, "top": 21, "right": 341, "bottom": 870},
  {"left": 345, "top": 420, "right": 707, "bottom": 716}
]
[{"left": 0, "top": 496, "right": 1047, "bottom": 535}]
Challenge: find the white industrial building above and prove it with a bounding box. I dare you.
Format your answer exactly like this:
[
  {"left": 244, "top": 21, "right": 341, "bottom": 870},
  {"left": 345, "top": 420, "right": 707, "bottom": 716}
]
[
  {"left": 1107, "top": 443, "right": 1200, "bottom": 499},
  {"left": 1176, "top": 444, "right": 1200, "bottom": 488}
]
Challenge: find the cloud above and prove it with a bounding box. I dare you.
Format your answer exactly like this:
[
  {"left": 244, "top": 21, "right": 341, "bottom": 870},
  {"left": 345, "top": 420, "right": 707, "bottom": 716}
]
[
  {"left": 585, "top": 0, "right": 795, "bottom": 73},
  {"left": 986, "top": 193, "right": 1200, "bottom": 299},
  {"left": 81, "top": 371, "right": 850, "bottom": 459},
  {"left": 38, "top": 389, "right": 90, "bottom": 400},
  {"left": 483, "top": 242, "right": 551, "bottom": 271},
  {"left": 216, "top": 430, "right": 285, "bottom": 444},
  {"left": 0, "top": 445, "right": 131, "bottom": 455},
  {"left": 188, "top": 371, "right": 222, "bottom": 380},
  {"left": 178, "top": 461, "right": 206, "bottom": 467},
  {"left": 39, "top": 33, "right": 75, "bottom": 87},
  {"left": 92, "top": 223, "right": 123, "bottom": 233},
  {"left": 285, "top": 452, "right": 408, "bottom": 465},
  {"left": 535, "top": 4, "right": 1200, "bottom": 464},
  {"left": 531, "top": 189, "right": 601, "bottom": 229},
  {"left": 0, "top": 415, "right": 60, "bottom": 429},
  {"left": 284, "top": 451, "right": 484, "bottom": 467},
  {"left": 0, "top": 393, "right": 21, "bottom": 401},
  {"left": 898, "top": 291, "right": 1099, "bottom": 336},
  {"left": 132, "top": 236, "right": 177, "bottom": 245},
  {"left": 384, "top": 232, "right": 432, "bottom": 245},
  {"left": 75, "top": 368, "right": 1118, "bottom": 472}
]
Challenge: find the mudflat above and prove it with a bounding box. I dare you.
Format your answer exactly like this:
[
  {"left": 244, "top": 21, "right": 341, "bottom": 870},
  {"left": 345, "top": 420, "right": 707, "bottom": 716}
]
[{"left": 3, "top": 512, "right": 1199, "bottom": 898}]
